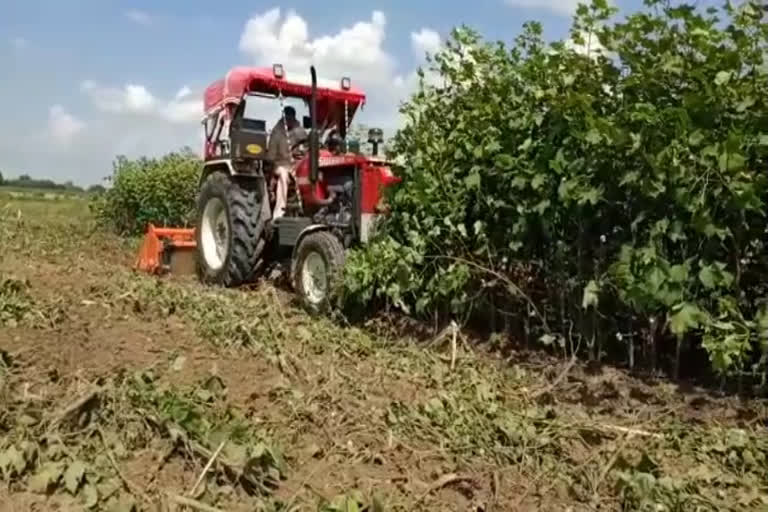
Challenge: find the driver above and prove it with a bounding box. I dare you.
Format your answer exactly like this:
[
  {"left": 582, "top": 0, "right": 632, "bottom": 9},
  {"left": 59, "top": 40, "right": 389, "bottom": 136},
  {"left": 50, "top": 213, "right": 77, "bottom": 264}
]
[{"left": 267, "top": 105, "right": 307, "bottom": 219}]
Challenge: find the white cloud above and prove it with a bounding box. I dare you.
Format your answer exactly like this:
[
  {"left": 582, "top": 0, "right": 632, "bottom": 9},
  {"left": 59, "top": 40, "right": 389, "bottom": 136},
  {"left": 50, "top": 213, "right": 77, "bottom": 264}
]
[
  {"left": 403, "top": 29, "right": 445, "bottom": 91},
  {"left": 161, "top": 99, "right": 201, "bottom": 123},
  {"left": 504, "top": 0, "right": 581, "bottom": 16},
  {"left": 239, "top": 8, "right": 395, "bottom": 84},
  {"left": 238, "top": 8, "right": 437, "bottom": 132},
  {"left": 11, "top": 37, "right": 28, "bottom": 50},
  {"left": 81, "top": 80, "right": 199, "bottom": 123},
  {"left": 125, "top": 9, "right": 152, "bottom": 26},
  {"left": 124, "top": 84, "right": 157, "bottom": 112},
  {"left": 564, "top": 31, "right": 613, "bottom": 60},
  {"left": 1, "top": 8, "right": 442, "bottom": 185},
  {"left": 411, "top": 28, "right": 441, "bottom": 58},
  {"left": 175, "top": 86, "right": 192, "bottom": 100},
  {"left": 48, "top": 105, "right": 85, "bottom": 144},
  {"left": 81, "top": 81, "right": 154, "bottom": 114}
]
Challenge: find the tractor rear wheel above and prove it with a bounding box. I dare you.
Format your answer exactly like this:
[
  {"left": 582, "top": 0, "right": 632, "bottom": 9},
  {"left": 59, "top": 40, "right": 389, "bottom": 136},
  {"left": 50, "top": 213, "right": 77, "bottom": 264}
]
[
  {"left": 292, "top": 231, "right": 345, "bottom": 315},
  {"left": 196, "top": 172, "right": 266, "bottom": 287}
]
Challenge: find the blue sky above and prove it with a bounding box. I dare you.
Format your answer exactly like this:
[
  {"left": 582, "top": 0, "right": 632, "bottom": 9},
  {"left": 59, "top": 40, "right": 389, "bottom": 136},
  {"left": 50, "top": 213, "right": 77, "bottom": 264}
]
[{"left": 0, "top": 0, "right": 706, "bottom": 185}]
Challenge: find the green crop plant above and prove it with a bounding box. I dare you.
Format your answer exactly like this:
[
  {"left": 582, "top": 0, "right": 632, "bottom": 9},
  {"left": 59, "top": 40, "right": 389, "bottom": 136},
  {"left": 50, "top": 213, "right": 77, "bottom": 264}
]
[
  {"left": 91, "top": 148, "right": 201, "bottom": 236},
  {"left": 343, "top": 0, "right": 768, "bottom": 382}
]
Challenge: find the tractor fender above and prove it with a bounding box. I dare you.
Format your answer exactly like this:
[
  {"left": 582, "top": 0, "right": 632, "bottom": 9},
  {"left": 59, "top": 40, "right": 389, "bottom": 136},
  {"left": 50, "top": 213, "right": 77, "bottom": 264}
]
[
  {"left": 200, "top": 159, "right": 266, "bottom": 191},
  {"left": 200, "top": 160, "right": 235, "bottom": 186},
  {"left": 289, "top": 224, "right": 333, "bottom": 283},
  {"left": 198, "top": 163, "right": 271, "bottom": 229},
  {"left": 291, "top": 224, "right": 331, "bottom": 262}
]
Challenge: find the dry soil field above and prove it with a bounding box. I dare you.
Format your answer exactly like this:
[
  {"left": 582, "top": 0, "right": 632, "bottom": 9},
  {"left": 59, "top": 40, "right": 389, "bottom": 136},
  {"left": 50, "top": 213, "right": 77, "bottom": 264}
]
[{"left": 1, "top": 191, "right": 767, "bottom": 511}]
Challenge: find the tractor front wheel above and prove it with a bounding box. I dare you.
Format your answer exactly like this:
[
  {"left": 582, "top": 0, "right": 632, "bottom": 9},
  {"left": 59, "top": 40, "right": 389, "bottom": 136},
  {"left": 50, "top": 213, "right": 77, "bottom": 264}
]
[
  {"left": 196, "top": 172, "right": 266, "bottom": 287},
  {"left": 292, "top": 231, "right": 345, "bottom": 315}
]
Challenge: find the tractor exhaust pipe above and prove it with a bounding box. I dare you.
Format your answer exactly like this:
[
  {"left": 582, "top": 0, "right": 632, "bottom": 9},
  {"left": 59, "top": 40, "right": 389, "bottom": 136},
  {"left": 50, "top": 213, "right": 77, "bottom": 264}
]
[
  {"left": 309, "top": 65, "right": 319, "bottom": 184},
  {"left": 305, "top": 65, "right": 335, "bottom": 206}
]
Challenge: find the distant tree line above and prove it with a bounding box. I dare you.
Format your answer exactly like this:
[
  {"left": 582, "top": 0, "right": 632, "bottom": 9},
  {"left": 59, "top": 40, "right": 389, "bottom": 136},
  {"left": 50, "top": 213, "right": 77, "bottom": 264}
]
[{"left": 0, "top": 171, "right": 105, "bottom": 194}]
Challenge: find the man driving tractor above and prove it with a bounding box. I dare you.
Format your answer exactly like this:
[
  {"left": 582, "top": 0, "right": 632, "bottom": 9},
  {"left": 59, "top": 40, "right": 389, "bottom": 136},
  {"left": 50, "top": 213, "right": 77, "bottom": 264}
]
[
  {"left": 136, "top": 65, "right": 399, "bottom": 313},
  {"left": 267, "top": 105, "right": 307, "bottom": 219}
]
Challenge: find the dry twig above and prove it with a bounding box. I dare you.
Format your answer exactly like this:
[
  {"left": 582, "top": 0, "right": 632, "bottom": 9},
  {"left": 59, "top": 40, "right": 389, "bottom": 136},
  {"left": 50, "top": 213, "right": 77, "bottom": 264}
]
[
  {"left": 596, "top": 423, "right": 662, "bottom": 439},
  {"left": 450, "top": 323, "right": 458, "bottom": 371},
  {"left": 147, "top": 441, "right": 178, "bottom": 491},
  {"left": 427, "top": 321, "right": 457, "bottom": 349},
  {"left": 531, "top": 356, "right": 577, "bottom": 399},
  {"left": 427, "top": 320, "right": 461, "bottom": 371},
  {"left": 189, "top": 438, "right": 228, "bottom": 497},
  {"left": 47, "top": 388, "right": 100, "bottom": 433},
  {"left": 167, "top": 493, "right": 225, "bottom": 512},
  {"left": 490, "top": 471, "right": 500, "bottom": 512},
  {"left": 98, "top": 428, "right": 152, "bottom": 505},
  {"left": 592, "top": 431, "right": 635, "bottom": 500},
  {"left": 415, "top": 473, "right": 475, "bottom": 504}
]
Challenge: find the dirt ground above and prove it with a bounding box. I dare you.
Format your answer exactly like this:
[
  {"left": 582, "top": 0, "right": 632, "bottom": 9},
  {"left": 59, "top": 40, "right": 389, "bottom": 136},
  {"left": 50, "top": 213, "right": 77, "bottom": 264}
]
[{"left": 1, "top": 194, "right": 767, "bottom": 511}]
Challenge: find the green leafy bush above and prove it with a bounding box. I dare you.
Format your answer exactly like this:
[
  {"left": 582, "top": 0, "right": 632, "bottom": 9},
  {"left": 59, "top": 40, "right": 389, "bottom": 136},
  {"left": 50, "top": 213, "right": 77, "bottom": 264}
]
[
  {"left": 343, "top": 0, "right": 768, "bottom": 380},
  {"left": 91, "top": 148, "right": 201, "bottom": 236}
]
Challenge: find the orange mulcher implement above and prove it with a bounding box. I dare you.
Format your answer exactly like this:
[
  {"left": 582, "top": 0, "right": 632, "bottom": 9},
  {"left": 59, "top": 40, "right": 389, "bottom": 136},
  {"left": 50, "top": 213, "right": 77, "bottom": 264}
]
[{"left": 134, "top": 224, "right": 197, "bottom": 275}]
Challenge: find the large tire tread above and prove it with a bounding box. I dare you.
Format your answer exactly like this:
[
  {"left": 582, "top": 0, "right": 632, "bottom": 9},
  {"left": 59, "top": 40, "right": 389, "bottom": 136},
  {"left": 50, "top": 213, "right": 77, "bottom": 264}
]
[{"left": 196, "top": 172, "right": 267, "bottom": 287}]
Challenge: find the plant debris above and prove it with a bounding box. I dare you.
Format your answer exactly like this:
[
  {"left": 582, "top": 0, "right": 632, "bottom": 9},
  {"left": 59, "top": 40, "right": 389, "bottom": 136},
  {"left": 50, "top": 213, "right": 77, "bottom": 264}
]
[{"left": 2, "top": 173, "right": 768, "bottom": 511}]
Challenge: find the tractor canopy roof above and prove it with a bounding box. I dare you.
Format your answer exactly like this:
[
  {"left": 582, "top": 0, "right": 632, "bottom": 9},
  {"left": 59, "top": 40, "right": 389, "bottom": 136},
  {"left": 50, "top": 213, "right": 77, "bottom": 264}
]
[{"left": 204, "top": 66, "right": 366, "bottom": 127}]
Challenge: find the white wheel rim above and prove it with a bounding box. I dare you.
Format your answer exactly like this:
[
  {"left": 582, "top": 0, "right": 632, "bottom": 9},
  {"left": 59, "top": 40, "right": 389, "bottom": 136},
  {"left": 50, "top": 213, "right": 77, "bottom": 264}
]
[
  {"left": 302, "top": 252, "right": 327, "bottom": 304},
  {"left": 200, "top": 197, "right": 229, "bottom": 271}
]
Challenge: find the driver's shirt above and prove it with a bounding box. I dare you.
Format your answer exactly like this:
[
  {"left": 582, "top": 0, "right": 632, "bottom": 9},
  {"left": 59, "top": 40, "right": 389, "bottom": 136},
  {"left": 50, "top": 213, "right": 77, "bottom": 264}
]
[{"left": 268, "top": 121, "right": 307, "bottom": 168}]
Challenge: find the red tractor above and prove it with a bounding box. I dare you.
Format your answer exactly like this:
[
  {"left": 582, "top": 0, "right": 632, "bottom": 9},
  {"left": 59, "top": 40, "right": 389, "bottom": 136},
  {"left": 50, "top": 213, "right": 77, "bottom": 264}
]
[{"left": 136, "top": 65, "right": 400, "bottom": 313}]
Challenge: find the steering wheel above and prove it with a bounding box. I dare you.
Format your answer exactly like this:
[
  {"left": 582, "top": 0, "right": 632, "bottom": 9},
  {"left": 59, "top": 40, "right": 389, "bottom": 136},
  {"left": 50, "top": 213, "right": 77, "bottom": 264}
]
[{"left": 324, "top": 129, "right": 344, "bottom": 153}]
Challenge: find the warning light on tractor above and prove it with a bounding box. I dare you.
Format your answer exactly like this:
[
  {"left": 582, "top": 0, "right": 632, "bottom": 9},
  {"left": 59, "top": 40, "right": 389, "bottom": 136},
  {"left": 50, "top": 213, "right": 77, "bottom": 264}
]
[
  {"left": 341, "top": 77, "right": 351, "bottom": 90},
  {"left": 273, "top": 64, "right": 284, "bottom": 79}
]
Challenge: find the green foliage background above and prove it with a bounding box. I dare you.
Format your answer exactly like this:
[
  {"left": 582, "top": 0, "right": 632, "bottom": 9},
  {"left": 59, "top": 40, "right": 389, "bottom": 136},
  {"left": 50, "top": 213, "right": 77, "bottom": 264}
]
[
  {"left": 343, "top": 0, "right": 768, "bottom": 381},
  {"left": 91, "top": 148, "right": 201, "bottom": 236}
]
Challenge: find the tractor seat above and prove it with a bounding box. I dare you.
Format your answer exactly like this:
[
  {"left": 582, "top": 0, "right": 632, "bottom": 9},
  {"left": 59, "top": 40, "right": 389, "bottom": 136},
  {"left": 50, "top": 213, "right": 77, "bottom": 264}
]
[{"left": 242, "top": 118, "right": 266, "bottom": 132}]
